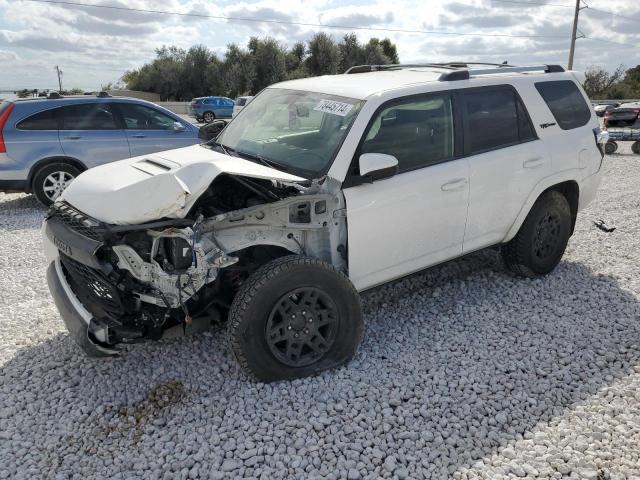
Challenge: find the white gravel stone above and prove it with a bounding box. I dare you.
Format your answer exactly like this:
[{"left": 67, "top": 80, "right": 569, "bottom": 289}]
[{"left": 1, "top": 147, "right": 640, "bottom": 478}]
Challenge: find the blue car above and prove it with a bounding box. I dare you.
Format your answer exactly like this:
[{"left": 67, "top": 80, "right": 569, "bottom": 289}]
[
  {"left": 0, "top": 93, "right": 200, "bottom": 205},
  {"left": 189, "top": 96, "right": 235, "bottom": 123}
]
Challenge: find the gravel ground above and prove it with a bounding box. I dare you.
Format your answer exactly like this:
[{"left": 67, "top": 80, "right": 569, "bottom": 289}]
[{"left": 1, "top": 145, "right": 640, "bottom": 479}]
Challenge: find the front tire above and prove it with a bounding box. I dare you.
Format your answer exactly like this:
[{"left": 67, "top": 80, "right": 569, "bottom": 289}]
[
  {"left": 227, "top": 255, "right": 363, "bottom": 382},
  {"left": 33, "top": 163, "right": 81, "bottom": 206},
  {"left": 203, "top": 111, "right": 215, "bottom": 123},
  {"left": 501, "top": 190, "right": 572, "bottom": 278}
]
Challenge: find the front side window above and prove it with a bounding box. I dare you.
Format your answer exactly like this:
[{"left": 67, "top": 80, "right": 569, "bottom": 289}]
[
  {"left": 118, "top": 103, "right": 176, "bottom": 130},
  {"left": 60, "top": 103, "right": 118, "bottom": 130},
  {"left": 217, "top": 88, "right": 363, "bottom": 177},
  {"left": 17, "top": 108, "right": 59, "bottom": 130},
  {"left": 361, "top": 94, "right": 454, "bottom": 172},
  {"left": 535, "top": 80, "right": 591, "bottom": 130}
]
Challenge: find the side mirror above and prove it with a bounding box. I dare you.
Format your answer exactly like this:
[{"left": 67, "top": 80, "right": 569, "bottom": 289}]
[
  {"left": 173, "top": 121, "right": 186, "bottom": 132},
  {"left": 358, "top": 153, "right": 399, "bottom": 182},
  {"left": 198, "top": 119, "right": 227, "bottom": 141}
]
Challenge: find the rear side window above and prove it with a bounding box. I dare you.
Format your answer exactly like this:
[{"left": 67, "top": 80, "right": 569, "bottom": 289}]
[
  {"left": 60, "top": 103, "right": 118, "bottom": 130},
  {"left": 17, "top": 108, "right": 59, "bottom": 130},
  {"left": 236, "top": 98, "right": 247, "bottom": 106},
  {"left": 535, "top": 80, "right": 591, "bottom": 130},
  {"left": 463, "top": 86, "right": 536, "bottom": 155}
]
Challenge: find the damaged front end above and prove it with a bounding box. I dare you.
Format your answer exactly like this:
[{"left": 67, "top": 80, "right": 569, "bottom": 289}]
[{"left": 44, "top": 173, "right": 347, "bottom": 353}]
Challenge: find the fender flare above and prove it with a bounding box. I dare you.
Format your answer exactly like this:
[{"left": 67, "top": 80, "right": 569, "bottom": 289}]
[
  {"left": 503, "top": 170, "right": 580, "bottom": 243},
  {"left": 28, "top": 156, "right": 87, "bottom": 191}
]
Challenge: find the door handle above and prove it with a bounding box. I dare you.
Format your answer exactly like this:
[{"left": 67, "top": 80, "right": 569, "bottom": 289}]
[
  {"left": 132, "top": 134, "right": 147, "bottom": 138},
  {"left": 523, "top": 157, "right": 544, "bottom": 169},
  {"left": 65, "top": 135, "right": 81, "bottom": 140},
  {"left": 441, "top": 178, "right": 467, "bottom": 191}
]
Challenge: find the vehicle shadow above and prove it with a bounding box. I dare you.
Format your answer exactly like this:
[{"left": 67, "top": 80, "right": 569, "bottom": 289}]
[{"left": 1, "top": 250, "right": 639, "bottom": 478}]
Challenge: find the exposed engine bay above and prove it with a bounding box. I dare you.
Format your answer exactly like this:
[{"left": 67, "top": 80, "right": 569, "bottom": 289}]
[{"left": 47, "top": 173, "right": 347, "bottom": 347}]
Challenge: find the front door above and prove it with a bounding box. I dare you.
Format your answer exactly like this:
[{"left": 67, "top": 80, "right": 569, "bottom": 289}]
[
  {"left": 116, "top": 102, "right": 195, "bottom": 157},
  {"left": 58, "top": 103, "right": 130, "bottom": 168},
  {"left": 342, "top": 92, "right": 470, "bottom": 291}
]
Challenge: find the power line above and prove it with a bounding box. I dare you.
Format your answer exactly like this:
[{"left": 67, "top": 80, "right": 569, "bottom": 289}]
[
  {"left": 492, "top": 0, "right": 640, "bottom": 22},
  {"left": 20, "top": 0, "right": 639, "bottom": 51},
  {"left": 22, "top": 0, "right": 569, "bottom": 39}
]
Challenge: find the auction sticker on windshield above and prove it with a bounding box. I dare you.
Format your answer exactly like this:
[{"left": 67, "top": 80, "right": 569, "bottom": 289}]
[{"left": 314, "top": 99, "right": 354, "bottom": 117}]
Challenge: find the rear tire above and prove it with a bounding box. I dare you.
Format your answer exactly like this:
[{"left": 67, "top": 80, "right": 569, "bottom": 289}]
[
  {"left": 604, "top": 141, "right": 618, "bottom": 155},
  {"left": 632, "top": 141, "right": 640, "bottom": 155},
  {"left": 227, "top": 255, "right": 363, "bottom": 382},
  {"left": 501, "top": 190, "right": 572, "bottom": 278},
  {"left": 33, "top": 163, "right": 81, "bottom": 207},
  {"left": 203, "top": 111, "right": 215, "bottom": 123}
]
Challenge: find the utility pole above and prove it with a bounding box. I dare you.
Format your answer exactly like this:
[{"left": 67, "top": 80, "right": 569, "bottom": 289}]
[
  {"left": 567, "top": 0, "right": 583, "bottom": 70},
  {"left": 54, "top": 65, "right": 63, "bottom": 93}
]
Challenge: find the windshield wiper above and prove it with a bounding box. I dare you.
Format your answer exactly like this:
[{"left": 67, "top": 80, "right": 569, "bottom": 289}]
[
  {"left": 204, "top": 138, "right": 231, "bottom": 156},
  {"left": 235, "top": 150, "right": 290, "bottom": 173}
]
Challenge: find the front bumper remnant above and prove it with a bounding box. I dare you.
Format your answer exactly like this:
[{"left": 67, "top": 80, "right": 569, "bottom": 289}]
[{"left": 46, "top": 260, "right": 119, "bottom": 357}]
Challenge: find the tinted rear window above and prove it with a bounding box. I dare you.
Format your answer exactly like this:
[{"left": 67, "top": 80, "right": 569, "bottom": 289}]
[
  {"left": 463, "top": 86, "right": 537, "bottom": 154},
  {"left": 17, "top": 108, "right": 59, "bottom": 130},
  {"left": 60, "top": 103, "right": 118, "bottom": 130},
  {"left": 236, "top": 98, "right": 247, "bottom": 106},
  {"left": 535, "top": 80, "right": 591, "bottom": 130}
]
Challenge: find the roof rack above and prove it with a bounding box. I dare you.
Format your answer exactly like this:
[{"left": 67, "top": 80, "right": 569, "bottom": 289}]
[{"left": 344, "top": 62, "right": 565, "bottom": 81}]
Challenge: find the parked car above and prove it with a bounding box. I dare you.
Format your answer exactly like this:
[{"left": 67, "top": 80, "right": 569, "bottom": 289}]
[
  {"left": 594, "top": 102, "right": 619, "bottom": 117},
  {"left": 604, "top": 102, "right": 640, "bottom": 128},
  {"left": 232, "top": 96, "right": 253, "bottom": 117},
  {"left": 0, "top": 94, "right": 200, "bottom": 205},
  {"left": 43, "top": 63, "right": 606, "bottom": 381},
  {"left": 188, "top": 96, "right": 234, "bottom": 123}
]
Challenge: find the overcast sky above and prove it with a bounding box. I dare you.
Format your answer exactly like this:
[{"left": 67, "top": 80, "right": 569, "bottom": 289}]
[{"left": 0, "top": 0, "right": 638, "bottom": 91}]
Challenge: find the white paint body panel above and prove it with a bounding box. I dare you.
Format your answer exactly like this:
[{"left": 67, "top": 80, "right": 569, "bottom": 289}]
[
  {"left": 344, "top": 158, "right": 470, "bottom": 290},
  {"left": 60, "top": 144, "right": 305, "bottom": 225}
]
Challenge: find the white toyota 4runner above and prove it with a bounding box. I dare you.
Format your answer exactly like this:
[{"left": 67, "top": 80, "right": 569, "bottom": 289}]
[{"left": 43, "top": 63, "right": 607, "bottom": 381}]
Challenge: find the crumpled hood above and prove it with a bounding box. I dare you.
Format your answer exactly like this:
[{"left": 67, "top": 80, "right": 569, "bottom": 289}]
[{"left": 60, "top": 144, "right": 306, "bottom": 225}]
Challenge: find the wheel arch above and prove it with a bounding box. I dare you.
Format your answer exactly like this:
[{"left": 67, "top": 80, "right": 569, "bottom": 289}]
[
  {"left": 504, "top": 176, "right": 580, "bottom": 243},
  {"left": 28, "top": 156, "right": 87, "bottom": 192}
]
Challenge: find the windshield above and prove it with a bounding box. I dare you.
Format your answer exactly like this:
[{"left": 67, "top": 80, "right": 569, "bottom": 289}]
[{"left": 216, "top": 88, "right": 363, "bottom": 177}]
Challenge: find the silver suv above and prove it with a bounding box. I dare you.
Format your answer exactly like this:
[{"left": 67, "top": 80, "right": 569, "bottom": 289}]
[{"left": 0, "top": 94, "right": 199, "bottom": 205}]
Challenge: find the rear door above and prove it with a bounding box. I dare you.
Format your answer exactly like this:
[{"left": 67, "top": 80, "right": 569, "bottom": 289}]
[
  {"left": 461, "top": 85, "right": 549, "bottom": 253},
  {"left": 115, "top": 102, "right": 196, "bottom": 157},
  {"left": 58, "top": 103, "right": 130, "bottom": 168},
  {"left": 215, "top": 98, "right": 234, "bottom": 118}
]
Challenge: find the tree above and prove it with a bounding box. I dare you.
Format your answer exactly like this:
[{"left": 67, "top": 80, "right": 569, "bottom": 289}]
[
  {"left": 222, "top": 44, "right": 256, "bottom": 98},
  {"left": 248, "top": 37, "right": 287, "bottom": 92},
  {"left": 379, "top": 38, "right": 399, "bottom": 64},
  {"left": 622, "top": 65, "right": 640, "bottom": 96},
  {"left": 363, "top": 38, "right": 391, "bottom": 65},
  {"left": 583, "top": 65, "right": 625, "bottom": 99},
  {"left": 305, "top": 33, "right": 340, "bottom": 76},
  {"left": 16, "top": 89, "right": 31, "bottom": 98},
  {"left": 286, "top": 42, "right": 307, "bottom": 79},
  {"left": 122, "top": 33, "right": 400, "bottom": 98},
  {"left": 338, "top": 34, "right": 365, "bottom": 73}
]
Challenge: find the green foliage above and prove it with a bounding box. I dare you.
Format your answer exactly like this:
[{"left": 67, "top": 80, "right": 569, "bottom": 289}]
[
  {"left": 584, "top": 64, "right": 640, "bottom": 99},
  {"left": 15, "top": 89, "right": 32, "bottom": 98},
  {"left": 123, "top": 34, "right": 400, "bottom": 100}
]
